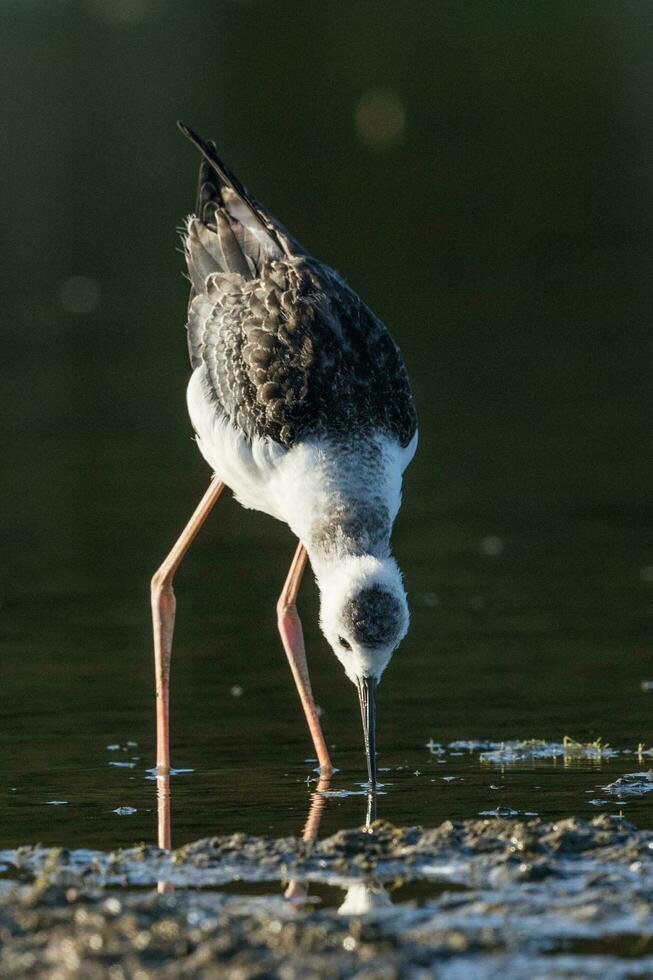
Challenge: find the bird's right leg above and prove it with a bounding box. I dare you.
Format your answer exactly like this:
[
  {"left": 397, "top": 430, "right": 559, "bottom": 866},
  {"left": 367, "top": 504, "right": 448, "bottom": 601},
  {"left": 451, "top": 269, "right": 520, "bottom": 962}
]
[
  {"left": 151, "top": 476, "right": 225, "bottom": 781},
  {"left": 277, "top": 542, "right": 333, "bottom": 775}
]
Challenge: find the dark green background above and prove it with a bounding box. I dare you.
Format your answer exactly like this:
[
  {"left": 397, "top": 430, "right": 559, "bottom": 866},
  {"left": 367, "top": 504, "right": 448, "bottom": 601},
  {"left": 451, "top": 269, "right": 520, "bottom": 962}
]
[{"left": 2, "top": 1, "right": 653, "bottom": 847}]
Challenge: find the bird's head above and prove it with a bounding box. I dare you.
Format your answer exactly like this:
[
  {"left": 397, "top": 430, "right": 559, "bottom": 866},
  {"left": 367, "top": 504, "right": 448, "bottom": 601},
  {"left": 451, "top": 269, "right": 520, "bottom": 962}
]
[{"left": 316, "top": 555, "right": 409, "bottom": 788}]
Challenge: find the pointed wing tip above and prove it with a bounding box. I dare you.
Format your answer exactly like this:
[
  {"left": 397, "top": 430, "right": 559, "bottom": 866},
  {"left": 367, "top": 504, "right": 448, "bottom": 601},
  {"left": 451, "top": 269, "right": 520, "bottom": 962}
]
[
  {"left": 177, "top": 121, "right": 220, "bottom": 165},
  {"left": 177, "top": 120, "right": 201, "bottom": 144},
  {"left": 176, "top": 119, "right": 292, "bottom": 256}
]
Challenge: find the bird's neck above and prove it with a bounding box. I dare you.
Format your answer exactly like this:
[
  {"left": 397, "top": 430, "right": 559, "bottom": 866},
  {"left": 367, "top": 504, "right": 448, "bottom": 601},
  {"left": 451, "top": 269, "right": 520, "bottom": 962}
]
[
  {"left": 305, "top": 495, "right": 392, "bottom": 568},
  {"left": 274, "top": 433, "right": 402, "bottom": 568},
  {"left": 310, "top": 550, "right": 397, "bottom": 587}
]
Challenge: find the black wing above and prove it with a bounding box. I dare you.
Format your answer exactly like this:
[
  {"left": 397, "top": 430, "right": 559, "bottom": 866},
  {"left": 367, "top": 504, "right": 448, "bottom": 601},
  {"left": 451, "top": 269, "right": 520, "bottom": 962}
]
[{"left": 180, "top": 124, "right": 417, "bottom": 450}]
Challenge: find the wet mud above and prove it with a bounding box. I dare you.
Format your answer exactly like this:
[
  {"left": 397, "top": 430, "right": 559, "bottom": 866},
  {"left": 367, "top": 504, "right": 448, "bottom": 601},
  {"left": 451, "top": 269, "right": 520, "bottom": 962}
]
[{"left": 3, "top": 814, "right": 653, "bottom": 977}]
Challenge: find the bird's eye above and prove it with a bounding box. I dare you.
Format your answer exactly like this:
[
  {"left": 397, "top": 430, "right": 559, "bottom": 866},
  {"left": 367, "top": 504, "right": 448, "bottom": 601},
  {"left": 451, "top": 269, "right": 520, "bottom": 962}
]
[{"left": 338, "top": 636, "right": 352, "bottom": 651}]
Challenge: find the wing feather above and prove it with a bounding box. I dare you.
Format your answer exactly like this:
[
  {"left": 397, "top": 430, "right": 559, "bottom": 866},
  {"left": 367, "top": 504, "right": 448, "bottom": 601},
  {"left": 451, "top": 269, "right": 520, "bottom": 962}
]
[{"left": 180, "top": 125, "right": 416, "bottom": 449}]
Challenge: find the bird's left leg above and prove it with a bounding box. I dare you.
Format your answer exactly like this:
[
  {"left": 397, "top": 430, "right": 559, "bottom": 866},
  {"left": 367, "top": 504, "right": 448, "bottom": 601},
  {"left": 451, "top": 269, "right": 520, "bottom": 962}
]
[
  {"left": 151, "top": 476, "right": 225, "bottom": 782},
  {"left": 277, "top": 542, "right": 333, "bottom": 775}
]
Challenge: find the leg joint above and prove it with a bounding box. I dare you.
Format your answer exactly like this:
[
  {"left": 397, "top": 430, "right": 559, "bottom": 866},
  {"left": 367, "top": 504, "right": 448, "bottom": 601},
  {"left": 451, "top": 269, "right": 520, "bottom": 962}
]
[
  {"left": 276, "top": 596, "right": 293, "bottom": 623},
  {"left": 151, "top": 565, "right": 173, "bottom": 596}
]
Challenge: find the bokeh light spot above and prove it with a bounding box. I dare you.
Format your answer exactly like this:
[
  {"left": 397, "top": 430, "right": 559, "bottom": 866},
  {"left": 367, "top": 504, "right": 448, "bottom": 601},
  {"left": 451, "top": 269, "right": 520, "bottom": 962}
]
[
  {"left": 88, "top": 0, "right": 152, "bottom": 25},
  {"left": 480, "top": 535, "right": 504, "bottom": 556},
  {"left": 59, "top": 276, "right": 100, "bottom": 314},
  {"left": 355, "top": 89, "right": 406, "bottom": 149}
]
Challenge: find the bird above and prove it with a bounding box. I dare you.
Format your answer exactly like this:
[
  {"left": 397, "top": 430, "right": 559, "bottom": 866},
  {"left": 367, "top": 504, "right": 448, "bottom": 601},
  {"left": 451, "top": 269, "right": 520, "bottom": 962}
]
[{"left": 151, "top": 122, "right": 418, "bottom": 809}]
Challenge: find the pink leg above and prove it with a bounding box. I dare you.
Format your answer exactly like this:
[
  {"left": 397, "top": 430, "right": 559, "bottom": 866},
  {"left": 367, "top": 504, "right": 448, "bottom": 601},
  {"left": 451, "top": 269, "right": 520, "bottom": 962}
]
[
  {"left": 151, "top": 477, "right": 225, "bottom": 827},
  {"left": 277, "top": 543, "right": 333, "bottom": 775}
]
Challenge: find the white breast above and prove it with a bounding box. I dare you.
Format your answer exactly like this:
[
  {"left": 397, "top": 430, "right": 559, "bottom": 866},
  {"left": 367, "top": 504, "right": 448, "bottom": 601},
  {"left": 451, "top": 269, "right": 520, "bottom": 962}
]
[
  {"left": 186, "top": 364, "right": 418, "bottom": 532},
  {"left": 186, "top": 366, "right": 286, "bottom": 518}
]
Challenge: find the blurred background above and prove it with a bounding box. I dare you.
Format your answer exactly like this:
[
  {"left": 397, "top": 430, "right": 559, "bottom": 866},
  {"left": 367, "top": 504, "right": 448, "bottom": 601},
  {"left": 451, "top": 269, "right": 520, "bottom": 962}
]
[{"left": 2, "top": 0, "right": 653, "bottom": 848}]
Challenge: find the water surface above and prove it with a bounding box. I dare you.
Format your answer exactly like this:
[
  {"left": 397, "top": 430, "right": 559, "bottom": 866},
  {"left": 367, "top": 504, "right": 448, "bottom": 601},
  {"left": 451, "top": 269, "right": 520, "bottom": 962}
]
[{"left": 2, "top": 0, "right": 653, "bottom": 851}]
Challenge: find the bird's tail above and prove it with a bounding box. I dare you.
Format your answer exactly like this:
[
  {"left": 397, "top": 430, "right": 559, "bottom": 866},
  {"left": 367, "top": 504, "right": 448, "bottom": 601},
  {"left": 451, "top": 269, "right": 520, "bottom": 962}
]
[{"left": 178, "top": 121, "right": 305, "bottom": 286}]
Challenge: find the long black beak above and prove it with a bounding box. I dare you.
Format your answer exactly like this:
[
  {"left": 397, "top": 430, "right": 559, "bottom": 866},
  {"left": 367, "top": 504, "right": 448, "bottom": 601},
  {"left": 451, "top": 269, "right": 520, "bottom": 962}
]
[{"left": 356, "top": 676, "right": 377, "bottom": 789}]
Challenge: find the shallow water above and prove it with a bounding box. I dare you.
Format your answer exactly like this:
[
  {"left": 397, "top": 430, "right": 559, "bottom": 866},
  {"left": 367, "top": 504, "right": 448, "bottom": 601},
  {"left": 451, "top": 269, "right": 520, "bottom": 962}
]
[
  {"left": 4, "top": 353, "right": 653, "bottom": 849},
  {"left": 4, "top": 523, "right": 653, "bottom": 853},
  {"left": 3, "top": 1, "right": 653, "bottom": 856}
]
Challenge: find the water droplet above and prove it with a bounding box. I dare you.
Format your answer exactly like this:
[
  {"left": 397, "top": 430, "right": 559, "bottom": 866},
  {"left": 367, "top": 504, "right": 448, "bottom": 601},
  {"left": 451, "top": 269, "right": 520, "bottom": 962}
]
[
  {"left": 478, "top": 806, "right": 519, "bottom": 817},
  {"left": 144, "top": 767, "right": 193, "bottom": 780}
]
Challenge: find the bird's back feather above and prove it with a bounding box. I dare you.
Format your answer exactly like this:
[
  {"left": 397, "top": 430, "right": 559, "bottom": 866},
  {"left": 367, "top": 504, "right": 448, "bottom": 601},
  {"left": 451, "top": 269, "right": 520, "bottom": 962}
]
[{"left": 179, "top": 125, "right": 418, "bottom": 452}]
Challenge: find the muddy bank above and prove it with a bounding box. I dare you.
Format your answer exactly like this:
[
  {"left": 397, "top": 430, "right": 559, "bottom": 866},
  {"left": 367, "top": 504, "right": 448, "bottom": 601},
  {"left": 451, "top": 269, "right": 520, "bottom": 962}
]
[{"left": 2, "top": 815, "right": 653, "bottom": 977}]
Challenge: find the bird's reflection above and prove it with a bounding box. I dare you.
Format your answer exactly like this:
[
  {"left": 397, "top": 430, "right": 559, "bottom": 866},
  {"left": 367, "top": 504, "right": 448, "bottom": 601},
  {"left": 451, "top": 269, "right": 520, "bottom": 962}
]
[
  {"left": 156, "top": 769, "right": 172, "bottom": 850},
  {"left": 283, "top": 780, "right": 386, "bottom": 911},
  {"left": 156, "top": 771, "right": 376, "bottom": 854},
  {"left": 283, "top": 774, "right": 330, "bottom": 905},
  {"left": 337, "top": 880, "right": 392, "bottom": 916},
  {"left": 155, "top": 772, "right": 388, "bottom": 912},
  {"left": 366, "top": 789, "right": 377, "bottom": 826}
]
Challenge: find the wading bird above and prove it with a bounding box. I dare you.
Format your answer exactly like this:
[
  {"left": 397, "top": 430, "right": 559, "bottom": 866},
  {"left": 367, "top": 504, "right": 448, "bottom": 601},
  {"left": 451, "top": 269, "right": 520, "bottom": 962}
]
[{"left": 151, "top": 123, "right": 417, "bottom": 793}]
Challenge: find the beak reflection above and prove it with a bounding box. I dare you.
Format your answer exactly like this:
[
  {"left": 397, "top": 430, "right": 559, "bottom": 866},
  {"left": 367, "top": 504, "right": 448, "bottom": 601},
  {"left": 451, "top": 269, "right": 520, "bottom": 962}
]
[{"left": 356, "top": 675, "right": 377, "bottom": 790}]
